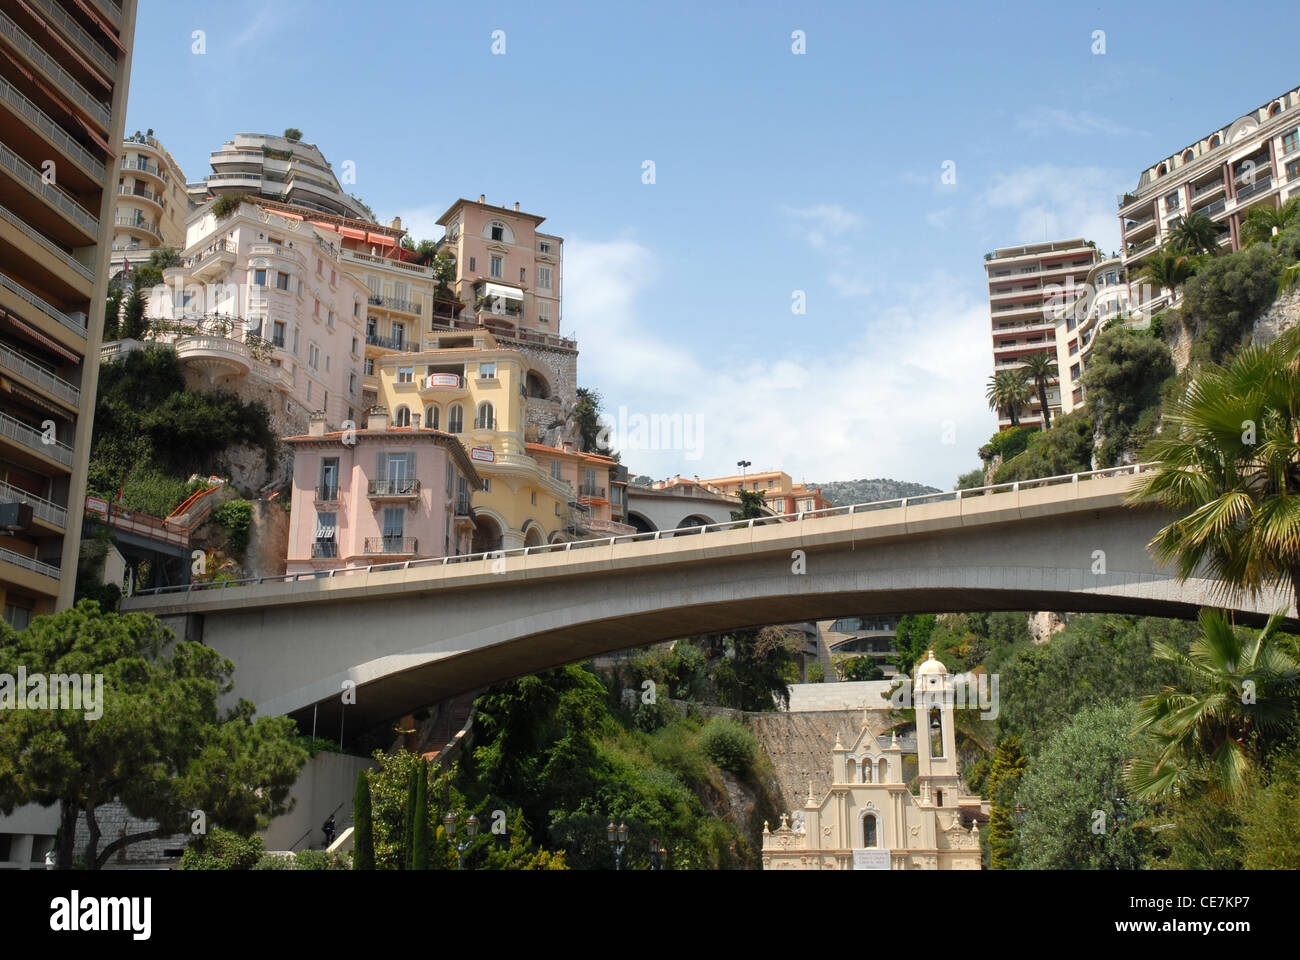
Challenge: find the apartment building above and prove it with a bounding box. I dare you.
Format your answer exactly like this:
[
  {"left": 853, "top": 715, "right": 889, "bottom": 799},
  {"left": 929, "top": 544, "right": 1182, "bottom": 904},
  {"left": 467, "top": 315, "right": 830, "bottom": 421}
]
[
  {"left": 0, "top": 0, "right": 137, "bottom": 869},
  {"left": 527, "top": 442, "right": 634, "bottom": 538},
  {"left": 187, "top": 132, "right": 375, "bottom": 222},
  {"left": 984, "top": 238, "right": 1100, "bottom": 430},
  {"left": 701, "top": 469, "right": 832, "bottom": 514},
  {"left": 1119, "top": 84, "right": 1300, "bottom": 315},
  {"left": 110, "top": 131, "right": 187, "bottom": 276},
  {"left": 283, "top": 409, "right": 482, "bottom": 574},
  {"left": 374, "top": 329, "right": 577, "bottom": 551},
  {"left": 1052, "top": 256, "right": 1134, "bottom": 415},
  {"left": 129, "top": 198, "right": 368, "bottom": 435}
]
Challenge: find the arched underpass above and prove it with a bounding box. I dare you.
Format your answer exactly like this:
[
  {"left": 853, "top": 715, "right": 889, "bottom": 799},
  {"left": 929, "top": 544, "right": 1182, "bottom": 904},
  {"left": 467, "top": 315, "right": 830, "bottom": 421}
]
[{"left": 122, "top": 468, "right": 1294, "bottom": 741}]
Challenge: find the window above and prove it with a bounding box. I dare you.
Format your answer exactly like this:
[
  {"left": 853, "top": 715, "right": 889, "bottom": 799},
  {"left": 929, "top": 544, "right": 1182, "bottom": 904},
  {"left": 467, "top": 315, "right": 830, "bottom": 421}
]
[
  {"left": 1288, "top": 159, "right": 1300, "bottom": 181},
  {"left": 308, "top": 344, "right": 320, "bottom": 370},
  {"left": 539, "top": 240, "right": 551, "bottom": 254},
  {"left": 397, "top": 366, "right": 414, "bottom": 383},
  {"left": 489, "top": 255, "right": 503, "bottom": 278},
  {"left": 392, "top": 322, "right": 405, "bottom": 348},
  {"left": 364, "top": 357, "right": 375, "bottom": 375},
  {"left": 314, "top": 511, "right": 338, "bottom": 557},
  {"left": 254, "top": 269, "right": 267, "bottom": 286},
  {"left": 349, "top": 373, "right": 357, "bottom": 396},
  {"left": 351, "top": 336, "right": 358, "bottom": 355},
  {"left": 317, "top": 258, "right": 323, "bottom": 275},
  {"left": 1183, "top": 149, "right": 1194, "bottom": 163},
  {"left": 490, "top": 222, "right": 504, "bottom": 241},
  {"left": 1165, "top": 192, "right": 1180, "bottom": 212},
  {"left": 327, "top": 309, "right": 335, "bottom": 329},
  {"left": 520, "top": 267, "right": 526, "bottom": 283},
  {"left": 537, "top": 266, "right": 552, "bottom": 290},
  {"left": 479, "top": 362, "right": 496, "bottom": 379},
  {"left": 1070, "top": 362, "right": 1081, "bottom": 379},
  {"left": 550, "top": 460, "right": 563, "bottom": 481},
  {"left": 331, "top": 269, "right": 336, "bottom": 286},
  {"left": 468, "top": 256, "right": 476, "bottom": 272},
  {"left": 382, "top": 506, "right": 404, "bottom": 543},
  {"left": 1286, "top": 129, "right": 1300, "bottom": 155},
  {"left": 1069, "top": 341, "right": 1079, "bottom": 356},
  {"left": 393, "top": 406, "right": 411, "bottom": 427},
  {"left": 475, "top": 402, "right": 495, "bottom": 430},
  {"left": 426, "top": 406, "right": 439, "bottom": 429},
  {"left": 297, "top": 279, "right": 303, "bottom": 296},
  {"left": 3, "top": 603, "right": 33, "bottom": 630},
  {"left": 482, "top": 478, "right": 491, "bottom": 492},
  {"left": 276, "top": 271, "right": 290, "bottom": 290},
  {"left": 862, "top": 814, "right": 878, "bottom": 848},
  {"left": 366, "top": 317, "right": 377, "bottom": 338},
  {"left": 447, "top": 403, "right": 464, "bottom": 433},
  {"left": 293, "top": 327, "right": 301, "bottom": 355},
  {"left": 530, "top": 491, "right": 537, "bottom": 505},
  {"left": 325, "top": 355, "right": 331, "bottom": 372},
  {"left": 272, "top": 321, "right": 286, "bottom": 348},
  {"left": 353, "top": 301, "right": 360, "bottom": 317},
  {"left": 537, "top": 300, "right": 549, "bottom": 324},
  {"left": 314, "top": 299, "right": 320, "bottom": 318},
  {"left": 307, "top": 381, "right": 313, "bottom": 402}
]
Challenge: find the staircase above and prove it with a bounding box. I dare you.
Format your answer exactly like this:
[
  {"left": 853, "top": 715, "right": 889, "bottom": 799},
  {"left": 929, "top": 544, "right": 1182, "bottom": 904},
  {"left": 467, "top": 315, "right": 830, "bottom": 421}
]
[
  {"left": 417, "top": 691, "right": 477, "bottom": 762},
  {"left": 749, "top": 710, "right": 898, "bottom": 811}
]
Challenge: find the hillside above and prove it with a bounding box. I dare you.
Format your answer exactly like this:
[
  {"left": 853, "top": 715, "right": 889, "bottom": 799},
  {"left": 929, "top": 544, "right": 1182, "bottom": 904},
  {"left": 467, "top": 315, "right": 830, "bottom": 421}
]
[{"left": 810, "top": 477, "right": 942, "bottom": 506}]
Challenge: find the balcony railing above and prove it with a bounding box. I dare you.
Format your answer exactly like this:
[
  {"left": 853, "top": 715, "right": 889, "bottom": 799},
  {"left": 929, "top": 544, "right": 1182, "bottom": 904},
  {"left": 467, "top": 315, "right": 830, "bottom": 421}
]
[
  {"left": 368, "top": 293, "right": 421, "bottom": 314},
  {"left": 1235, "top": 176, "right": 1274, "bottom": 202},
  {"left": 0, "top": 142, "right": 99, "bottom": 236},
  {"left": 0, "top": 203, "right": 93, "bottom": 282},
  {"left": 311, "top": 541, "right": 338, "bottom": 559},
  {"left": 121, "top": 158, "right": 161, "bottom": 178},
  {"left": 27, "top": 0, "right": 117, "bottom": 77},
  {"left": 117, "top": 184, "right": 165, "bottom": 207},
  {"left": 453, "top": 496, "right": 471, "bottom": 516},
  {"left": 1193, "top": 198, "right": 1227, "bottom": 220},
  {"left": 315, "top": 485, "right": 339, "bottom": 502},
  {"left": 0, "top": 412, "right": 74, "bottom": 467},
  {"left": 114, "top": 216, "right": 163, "bottom": 241},
  {"left": 364, "top": 536, "right": 417, "bottom": 555},
  {"left": 368, "top": 479, "right": 421, "bottom": 497},
  {"left": 365, "top": 333, "right": 416, "bottom": 352},
  {"left": 0, "top": 10, "right": 110, "bottom": 129},
  {"left": 1191, "top": 177, "right": 1224, "bottom": 198},
  {"left": 0, "top": 75, "right": 105, "bottom": 182},
  {"left": 0, "top": 272, "right": 87, "bottom": 337},
  {"left": 0, "top": 479, "right": 66, "bottom": 528},
  {"left": 183, "top": 239, "right": 237, "bottom": 270},
  {"left": 0, "top": 544, "right": 60, "bottom": 580},
  {"left": 578, "top": 484, "right": 606, "bottom": 499},
  {"left": 0, "top": 344, "right": 79, "bottom": 406}
]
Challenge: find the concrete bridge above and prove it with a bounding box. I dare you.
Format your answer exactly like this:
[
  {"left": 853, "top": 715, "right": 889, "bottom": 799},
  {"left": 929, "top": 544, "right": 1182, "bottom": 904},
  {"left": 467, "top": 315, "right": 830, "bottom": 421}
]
[{"left": 121, "top": 464, "right": 1293, "bottom": 738}]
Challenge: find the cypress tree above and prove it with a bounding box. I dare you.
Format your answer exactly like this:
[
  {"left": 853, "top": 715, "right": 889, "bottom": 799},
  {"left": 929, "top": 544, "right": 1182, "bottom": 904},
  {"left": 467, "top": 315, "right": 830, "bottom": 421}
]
[
  {"left": 353, "top": 770, "right": 374, "bottom": 870},
  {"left": 987, "top": 736, "right": 1027, "bottom": 870},
  {"left": 410, "top": 760, "right": 430, "bottom": 870},
  {"left": 401, "top": 763, "right": 418, "bottom": 870}
]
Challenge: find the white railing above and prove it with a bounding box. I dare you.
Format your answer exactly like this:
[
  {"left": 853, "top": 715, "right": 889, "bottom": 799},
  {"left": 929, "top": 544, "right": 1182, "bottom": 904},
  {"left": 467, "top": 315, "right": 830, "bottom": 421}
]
[
  {"left": 0, "top": 203, "right": 93, "bottom": 282},
  {"left": 0, "top": 10, "right": 110, "bottom": 129},
  {"left": 27, "top": 0, "right": 116, "bottom": 75},
  {"left": 0, "top": 545, "right": 60, "bottom": 580},
  {"left": 0, "top": 344, "right": 79, "bottom": 405},
  {"left": 0, "top": 74, "right": 105, "bottom": 181},
  {"left": 0, "top": 479, "right": 66, "bottom": 528},
  {"left": 0, "top": 412, "right": 74, "bottom": 467},
  {"left": 0, "top": 272, "right": 87, "bottom": 337},
  {"left": 132, "top": 463, "right": 1160, "bottom": 596}
]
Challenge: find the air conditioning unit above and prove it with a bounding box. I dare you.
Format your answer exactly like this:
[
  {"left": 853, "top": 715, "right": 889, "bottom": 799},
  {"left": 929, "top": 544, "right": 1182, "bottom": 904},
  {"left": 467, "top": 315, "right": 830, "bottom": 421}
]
[{"left": 68, "top": 311, "right": 88, "bottom": 328}]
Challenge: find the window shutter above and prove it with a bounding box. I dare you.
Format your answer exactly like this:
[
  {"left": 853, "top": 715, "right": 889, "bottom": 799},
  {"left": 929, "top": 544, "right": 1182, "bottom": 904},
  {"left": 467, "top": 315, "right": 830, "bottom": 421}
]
[{"left": 377, "top": 452, "right": 388, "bottom": 478}]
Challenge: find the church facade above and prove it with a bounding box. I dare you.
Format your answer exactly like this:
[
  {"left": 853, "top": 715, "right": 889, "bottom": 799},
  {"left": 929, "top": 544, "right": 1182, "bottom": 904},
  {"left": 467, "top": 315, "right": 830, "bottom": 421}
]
[{"left": 762, "top": 652, "right": 985, "bottom": 870}]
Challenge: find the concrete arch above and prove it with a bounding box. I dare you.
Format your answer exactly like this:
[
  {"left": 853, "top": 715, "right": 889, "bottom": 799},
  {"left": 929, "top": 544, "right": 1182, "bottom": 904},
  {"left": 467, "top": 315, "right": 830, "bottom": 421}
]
[
  {"left": 627, "top": 512, "right": 656, "bottom": 534},
  {"left": 522, "top": 521, "right": 546, "bottom": 548}
]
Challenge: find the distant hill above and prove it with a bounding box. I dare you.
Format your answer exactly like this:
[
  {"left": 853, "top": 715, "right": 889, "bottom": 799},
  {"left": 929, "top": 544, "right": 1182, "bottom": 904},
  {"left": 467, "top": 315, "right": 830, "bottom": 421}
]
[{"left": 808, "top": 478, "right": 942, "bottom": 506}]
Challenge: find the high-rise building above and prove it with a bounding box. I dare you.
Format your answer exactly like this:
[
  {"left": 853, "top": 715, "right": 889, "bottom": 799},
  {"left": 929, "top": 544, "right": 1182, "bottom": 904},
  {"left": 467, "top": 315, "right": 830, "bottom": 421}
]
[
  {"left": 0, "top": 0, "right": 137, "bottom": 869},
  {"left": 1118, "top": 84, "right": 1300, "bottom": 316},
  {"left": 1052, "top": 255, "right": 1133, "bottom": 416},
  {"left": 109, "top": 131, "right": 188, "bottom": 276},
  {"left": 984, "top": 239, "right": 1100, "bottom": 430},
  {"left": 187, "top": 132, "right": 376, "bottom": 222}
]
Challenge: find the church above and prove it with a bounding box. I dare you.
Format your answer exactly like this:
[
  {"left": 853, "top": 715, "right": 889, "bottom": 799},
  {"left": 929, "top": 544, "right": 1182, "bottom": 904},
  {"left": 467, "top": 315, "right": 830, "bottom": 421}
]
[{"left": 762, "top": 652, "right": 985, "bottom": 870}]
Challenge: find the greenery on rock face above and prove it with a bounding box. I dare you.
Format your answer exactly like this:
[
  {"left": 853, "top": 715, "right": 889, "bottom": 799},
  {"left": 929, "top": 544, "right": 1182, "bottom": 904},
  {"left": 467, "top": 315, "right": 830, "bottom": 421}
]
[
  {"left": 89, "top": 348, "right": 274, "bottom": 515},
  {"left": 572, "top": 387, "right": 617, "bottom": 458},
  {"left": 1015, "top": 704, "right": 1153, "bottom": 870},
  {"left": 0, "top": 602, "right": 308, "bottom": 869},
  {"left": 210, "top": 499, "right": 253, "bottom": 557},
  {"left": 1181, "top": 241, "right": 1285, "bottom": 364},
  {"left": 1080, "top": 326, "right": 1175, "bottom": 467},
  {"left": 992, "top": 410, "right": 1093, "bottom": 483},
  {"left": 618, "top": 631, "right": 802, "bottom": 712},
  {"left": 698, "top": 716, "right": 759, "bottom": 773}
]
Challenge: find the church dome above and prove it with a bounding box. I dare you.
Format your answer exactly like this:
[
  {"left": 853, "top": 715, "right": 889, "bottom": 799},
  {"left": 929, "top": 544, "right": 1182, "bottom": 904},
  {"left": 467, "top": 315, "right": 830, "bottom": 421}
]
[{"left": 914, "top": 651, "right": 947, "bottom": 678}]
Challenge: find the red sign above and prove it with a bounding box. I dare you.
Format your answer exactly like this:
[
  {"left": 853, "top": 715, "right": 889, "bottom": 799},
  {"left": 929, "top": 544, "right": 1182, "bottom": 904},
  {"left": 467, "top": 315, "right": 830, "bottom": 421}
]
[
  {"left": 427, "top": 374, "right": 460, "bottom": 388},
  {"left": 85, "top": 496, "right": 109, "bottom": 517},
  {"left": 470, "top": 446, "right": 495, "bottom": 463}
]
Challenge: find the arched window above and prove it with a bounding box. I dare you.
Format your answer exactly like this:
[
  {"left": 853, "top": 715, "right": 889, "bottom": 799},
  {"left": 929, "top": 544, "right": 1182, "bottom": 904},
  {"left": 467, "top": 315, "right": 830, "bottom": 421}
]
[
  {"left": 1156, "top": 163, "right": 1167, "bottom": 177},
  {"left": 863, "top": 814, "right": 878, "bottom": 848},
  {"left": 425, "top": 406, "right": 439, "bottom": 430},
  {"left": 1210, "top": 135, "right": 1221, "bottom": 148},
  {"left": 928, "top": 707, "right": 944, "bottom": 759},
  {"left": 1183, "top": 149, "right": 1194, "bottom": 163},
  {"left": 447, "top": 403, "right": 464, "bottom": 433},
  {"left": 878, "top": 758, "right": 888, "bottom": 782},
  {"left": 475, "top": 402, "right": 495, "bottom": 430},
  {"left": 846, "top": 758, "right": 856, "bottom": 782},
  {"left": 393, "top": 405, "right": 411, "bottom": 427},
  {"left": 1270, "top": 102, "right": 1282, "bottom": 117}
]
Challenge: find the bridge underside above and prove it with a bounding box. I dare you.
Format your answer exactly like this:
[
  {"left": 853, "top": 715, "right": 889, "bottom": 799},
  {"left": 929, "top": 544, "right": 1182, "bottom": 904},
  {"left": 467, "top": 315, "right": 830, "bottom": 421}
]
[{"left": 139, "top": 497, "right": 1294, "bottom": 741}]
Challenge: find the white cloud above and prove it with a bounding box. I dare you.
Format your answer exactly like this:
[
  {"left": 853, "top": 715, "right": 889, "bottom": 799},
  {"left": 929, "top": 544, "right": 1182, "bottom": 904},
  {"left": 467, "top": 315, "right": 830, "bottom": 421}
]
[
  {"left": 782, "top": 203, "right": 862, "bottom": 251},
  {"left": 566, "top": 239, "right": 994, "bottom": 490},
  {"left": 1017, "top": 107, "right": 1138, "bottom": 139},
  {"left": 389, "top": 203, "right": 446, "bottom": 243},
  {"left": 978, "top": 164, "right": 1130, "bottom": 255}
]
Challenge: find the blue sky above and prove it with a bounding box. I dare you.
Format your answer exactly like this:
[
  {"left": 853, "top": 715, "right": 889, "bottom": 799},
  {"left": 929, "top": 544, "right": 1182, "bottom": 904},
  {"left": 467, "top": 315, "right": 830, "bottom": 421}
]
[{"left": 125, "top": 0, "right": 1300, "bottom": 490}]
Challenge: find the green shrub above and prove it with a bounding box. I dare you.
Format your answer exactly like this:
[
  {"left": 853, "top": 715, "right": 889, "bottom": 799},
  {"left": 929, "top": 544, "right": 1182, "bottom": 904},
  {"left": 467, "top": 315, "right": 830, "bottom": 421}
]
[
  {"left": 211, "top": 499, "right": 253, "bottom": 556},
  {"left": 806, "top": 662, "right": 825, "bottom": 683},
  {"left": 992, "top": 411, "right": 1093, "bottom": 483},
  {"left": 1182, "top": 242, "right": 1284, "bottom": 363},
  {"left": 296, "top": 849, "right": 348, "bottom": 870},
  {"left": 251, "top": 854, "right": 296, "bottom": 870},
  {"left": 1080, "top": 326, "right": 1175, "bottom": 467},
  {"left": 180, "top": 827, "right": 264, "bottom": 870},
  {"left": 699, "top": 716, "right": 758, "bottom": 773}
]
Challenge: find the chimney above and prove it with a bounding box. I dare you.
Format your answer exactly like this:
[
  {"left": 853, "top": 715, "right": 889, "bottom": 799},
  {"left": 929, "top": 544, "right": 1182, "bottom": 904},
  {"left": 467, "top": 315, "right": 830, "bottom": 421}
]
[
  {"left": 513, "top": 202, "right": 520, "bottom": 211},
  {"left": 308, "top": 411, "right": 327, "bottom": 437},
  {"left": 562, "top": 440, "right": 574, "bottom": 454},
  {"left": 478, "top": 194, "right": 486, "bottom": 204},
  {"left": 367, "top": 405, "right": 388, "bottom": 431},
  {"left": 412, "top": 412, "right": 421, "bottom": 429},
  {"left": 390, "top": 216, "right": 402, "bottom": 231}
]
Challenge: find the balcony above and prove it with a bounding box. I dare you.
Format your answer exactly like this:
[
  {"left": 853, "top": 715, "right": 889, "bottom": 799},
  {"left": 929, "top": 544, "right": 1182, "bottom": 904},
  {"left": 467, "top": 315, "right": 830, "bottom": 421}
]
[
  {"left": 0, "top": 545, "right": 60, "bottom": 580},
  {"left": 453, "top": 496, "right": 472, "bottom": 516},
  {"left": 117, "top": 183, "right": 165, "bottom": 209},
  {"left": 368, "top": 293, "right": 421, "bottom": 315},
  {"left": 0, "top": 142, "right": 99, "bottom": 239},
  {"left": 186, "top": 239, "right": 237, "bottom": 280},
  {"left": 1125, "top": 237, "right": 1158, "bottom": 257},
  {"left": 1191, "top": 177, "right": 1224, "bottom": 198},
  {"left": 170, "top": 335, "right": 252, "bottom": 379},
  {"left": 0, "top": 74, "right": 105, "bottom": 182},
  {"left": 0, "top": 479, "right": 65, "bottom": 528},
  {"left": 0, "top": 344, "right": 79, "bottom": 407},
  {"left": 421, "top": 373, "right": 464, "bottom": 391},
  {"left": 365, "top": 333, "right": 416, "bottom": 352},
  {"left": 0, "top": 271, "right": 87, "bottom": 338},
  {"left": 114, "top": 216, "right": 162, "bottom": 242},
  {"left": 364, "top": 536, "right": 418, "bottom": 555},
  {"left": 1193, "top": 197, "right": 1227, "bottom": 220},
  {"left": 249, "top": 242, "right": 305, "bottom": 265},
  {"left": 88, "top": 0, "right": 121, "bottom": 27},
  {"left": 0, "top": 412, "right": 73, "bottom": 467},
  {"left": 0, "top": 203, "right": 93, "bottom": 284},
  {"left": 578, "top": 484, "right": 606, "bottom": 499},
  {"left": 120, "top": 157, "right": 162, "bottom": 179},
  {"left": 311, "top": 541, "right": 338, "bottom": 559},
  {"left": 315, "top": 484, "right": 339, "bottom": 502},
  {"left": 1234, "top": 176, "right": 1274, "bottom": 203},
  {"left": 0, "top": 9, "right": 110, "bottom": 130},
  {"left": 367, "top": 478, "right": 421, "bottom": 499}
]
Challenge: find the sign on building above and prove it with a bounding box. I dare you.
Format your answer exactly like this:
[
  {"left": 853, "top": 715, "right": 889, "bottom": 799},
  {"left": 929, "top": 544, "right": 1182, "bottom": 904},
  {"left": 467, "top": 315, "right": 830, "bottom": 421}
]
[
  {"left": 852, "top": 849, "right": 891, "bottom": 870},
  {"left": 85, "top": 496, "right": 109, "bottom": 518},
  {"left": 470, "top": 446, "right": 495, "bottom": 463}
]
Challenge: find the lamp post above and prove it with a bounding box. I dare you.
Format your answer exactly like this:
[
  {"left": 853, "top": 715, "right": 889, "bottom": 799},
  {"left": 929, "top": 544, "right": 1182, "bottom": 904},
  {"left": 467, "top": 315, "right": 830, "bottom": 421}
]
[
  {"left": 443, "top": 812, "right": 479, "bottom": 870},
  {"left": 607, "top": 821, "right": 629, "bottom": 870},
  {"left": 737, "top": 459, "right": 751, "bottom": 486},
  {"left": 649, "top": 837, "right": 667, "bottom": 871}
]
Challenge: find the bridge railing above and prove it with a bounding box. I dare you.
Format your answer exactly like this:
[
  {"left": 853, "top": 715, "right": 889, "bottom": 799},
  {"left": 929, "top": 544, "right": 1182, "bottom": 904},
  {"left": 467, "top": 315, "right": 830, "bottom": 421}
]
[{"left": 130, "top": 462, "right": 1158, "bottom": 597}]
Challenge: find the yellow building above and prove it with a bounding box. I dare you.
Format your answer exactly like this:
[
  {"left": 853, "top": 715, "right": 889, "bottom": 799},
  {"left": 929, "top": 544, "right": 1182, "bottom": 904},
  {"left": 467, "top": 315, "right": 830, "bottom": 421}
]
[{"left": 375, "top": 329, "right": 572, "bottom": 550}]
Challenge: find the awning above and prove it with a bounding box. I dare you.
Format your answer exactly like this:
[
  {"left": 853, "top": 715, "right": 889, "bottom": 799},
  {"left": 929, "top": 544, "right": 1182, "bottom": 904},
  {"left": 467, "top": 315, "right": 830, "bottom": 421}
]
[
  {"left": 67, "top": 0, "right": 126, "bottom": 52},
  {"left": 342, "top": 227, "right": 367, "bottom": 241},
  {"left": 1, "top": 310, "right": 81, "bottom": 362},
  {"left": 4, "top": 379, "right": 65, "bottom": 416},
  {"left": 481, "top": 282, "right": 523, "bottom": 301},
  {"left": 275, "top": 209, "right": 304, "bottom": 221},
  {"left": 74, "top": 114, "right": 113, "bottom": 157},
  {"left": 16, "top": 0, "right": 112, "bottom": 91},
  {"left": 367, "top": 232, "right": 397, "bottom": 247}
]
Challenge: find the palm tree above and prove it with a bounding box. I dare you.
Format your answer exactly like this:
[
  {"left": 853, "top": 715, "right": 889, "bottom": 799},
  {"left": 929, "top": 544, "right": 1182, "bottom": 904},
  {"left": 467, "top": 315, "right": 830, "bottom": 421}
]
[
  {"left": 1140, "top": 248, "right": 1197, "bottom": 302},
  {"left": 1240, "top": 196, "right": 1300, "bottom": 247},
  {"left": 1129, "top": 327, "right": 1300, "bottom": 611},
  {"left": 1168, "top": 213, "right": 1221, "bottom": 256},
  {"left": 1127, "top": 609, "right": 1300, "bottom": 800},
  {"left": 1019, "top": 352, "right": 1058, "bottom": 431},
  {"left": 986, "top": 369, "right": 1031, "bottom": 428}
]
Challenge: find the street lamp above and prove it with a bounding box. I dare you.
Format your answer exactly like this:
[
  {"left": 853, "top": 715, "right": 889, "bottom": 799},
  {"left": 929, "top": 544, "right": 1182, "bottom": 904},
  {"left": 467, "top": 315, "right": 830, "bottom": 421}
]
[
  {"left": 607, "top": 821, "right": 629, "bottom": 870},
  {"left": 649, "top": 837, "right": 667, "bottom": 871},
  {"left": 443, "top": 812, "right": 479, "bottom": 870},
  {"left": 737, "top": 460, "right": 752, "bottom": 484}
]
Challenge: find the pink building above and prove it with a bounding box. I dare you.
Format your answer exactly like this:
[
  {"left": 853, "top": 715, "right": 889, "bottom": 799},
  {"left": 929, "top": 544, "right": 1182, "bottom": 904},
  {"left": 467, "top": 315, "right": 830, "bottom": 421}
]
[{"left": 283, "top": 408, "right": 482, "bottom": 573}]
